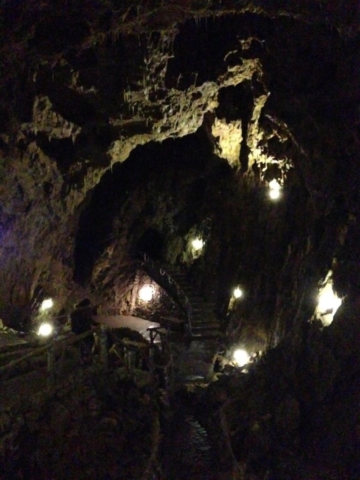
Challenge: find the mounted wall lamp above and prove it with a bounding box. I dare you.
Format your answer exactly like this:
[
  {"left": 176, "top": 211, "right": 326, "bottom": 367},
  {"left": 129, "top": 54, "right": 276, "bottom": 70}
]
[
  {"left": 40, "top": 298, "right": 54, "bottom": 312},
  {"left": 233, "top": 287, "right": 243, "bottom": 299},
  {"left": 316, "top": 272, "right": 342, "bottom": 326},
  {"left": 269, "top": 179, "right": 282, "bottom": 200},
  {"left": 37, "top": 322, "right": 54, "bottom": 337},
  {"left": 233, "top": 348, "right": 250, "bottom": 367},
  {"left": 138, "top": 284, "right": 155, "bottom": 302},
  {"left": 192, "top": 238, "right": 204, "bottom": 251}
]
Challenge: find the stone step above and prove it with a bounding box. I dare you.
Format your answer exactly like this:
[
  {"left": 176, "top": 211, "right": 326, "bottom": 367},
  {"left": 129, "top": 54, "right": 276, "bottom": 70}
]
[
  {"left": 192, "top": 319, "right": 218, "bottom": 327},
  {"left": 191, "top": 330, "right": 221, "bottom": 340},
  {"left": 191, "top": 325, "right": 220, "bottom": 332},
  {"left": 192, "top": 311, "right": 217, "bottom": 318},
  {"left": 192, "top": 316, "right": 219, "bottom": 322},
  {"left": 191, "top": 305, "right": 215, "bottom": 312},
  {"left": 189, "top": 305, "right": 215, "bottom": 311},
  {"left": 191, "top": 319, "right": 220, "bottom": 328}
]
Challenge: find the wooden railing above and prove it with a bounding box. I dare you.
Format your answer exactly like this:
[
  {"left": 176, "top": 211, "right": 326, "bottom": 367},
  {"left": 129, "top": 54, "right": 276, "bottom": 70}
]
[
  {"left": 140, "top": 253, "right": 193, "bottom": 337},
  {"left": 0, "top": 325, "right": 108, "bottom": 388}
]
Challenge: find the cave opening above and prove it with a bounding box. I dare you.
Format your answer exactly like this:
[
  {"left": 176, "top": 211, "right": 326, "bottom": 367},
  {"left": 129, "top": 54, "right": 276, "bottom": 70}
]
[
  {"left": 73, "top": 128, "right": 221, "bottom": 284},
  {"left": 136, "top": 228, "right": 164, "bottom": 260}
]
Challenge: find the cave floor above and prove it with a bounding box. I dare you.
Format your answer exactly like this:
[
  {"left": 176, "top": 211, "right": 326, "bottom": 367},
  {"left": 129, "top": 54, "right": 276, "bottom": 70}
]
[{"left": 0, "top": 329, "right": 227, "bottom": 479}]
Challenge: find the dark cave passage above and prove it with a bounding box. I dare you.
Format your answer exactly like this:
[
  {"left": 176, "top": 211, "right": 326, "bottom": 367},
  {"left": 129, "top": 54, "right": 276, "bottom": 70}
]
[
  {"left": 160, "top": 395, "right": 222, "bottom": 480},
  {"left": 73, "top": 129, "right": 218, "bottom": 284},
  {"left": 137, "top": 228, "right": 165, "bottom": 260}
]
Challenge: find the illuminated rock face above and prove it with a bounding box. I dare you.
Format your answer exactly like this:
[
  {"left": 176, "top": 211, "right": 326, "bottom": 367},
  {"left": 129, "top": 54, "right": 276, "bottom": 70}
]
[
  {"left": 0, "top": 4, "right": 360, "bottom": 478},
  {"left": 315, "top": 271, "right": 343, "bottom": 326},
  {"left": 0, "top": 0, "right": 359, "bottom": 347}
]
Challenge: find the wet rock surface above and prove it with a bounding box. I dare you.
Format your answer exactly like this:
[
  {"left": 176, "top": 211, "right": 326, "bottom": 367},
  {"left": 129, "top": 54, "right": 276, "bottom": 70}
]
[{"left": 160, "top": 406, "right": 220, "bottom": 480}]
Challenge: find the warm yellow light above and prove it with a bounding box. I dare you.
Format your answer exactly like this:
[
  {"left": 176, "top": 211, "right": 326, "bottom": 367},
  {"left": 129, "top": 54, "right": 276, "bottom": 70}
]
[
  {"left": 233, "top": 349, "right": 250, "bottom": 367},
  {"left": 38, "top": 322, "right": 54, "bottom": 337},
  {"left": 138, "top": 285, "right": 154, "bottom": 302},
  {"left": 192, "top": 238, "right": 204, "bottom": 251},
  {"left": 40, "top": 298, "right": 54, "bottom": 312},
  {"left": 317, "top": 282, "right": 342, "bottom": 326},
  {"left": 233, "top": 287, "right": 243, "bottom": 299},
  {"left": 269, "top": 179, "right": 281, "bottom": 200},
  {"left": 269, "top": 188, "right": 281, "bottom": 200}
]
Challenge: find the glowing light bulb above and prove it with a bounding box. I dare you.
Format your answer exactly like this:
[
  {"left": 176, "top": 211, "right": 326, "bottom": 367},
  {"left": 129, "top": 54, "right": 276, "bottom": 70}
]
[
  {"left": 233, "top": 349, "right": 250, "bottom": 367},
  {"left": 233, "top": 287, "right": 243, "bottom": 299},
  {"left": 192, "top": 238, "right": 204, "bottom": 251},
  {"left": 38, "top": 322, "right": 53, "bottom": 337},
  {"left": 40, "top": 298, "right": 54, "bottom": 312},
  {"left": 317, "top": 282, "right": 342, "bottom": 326},
  {"left": 269, "top": 179, "right": 281, "bottom": 200},
  {"left": 269, "top": 188, "right": 281, "bottom": 200},
  {"left": 138, "top": 285, "right": 154, "bottom": 302}
]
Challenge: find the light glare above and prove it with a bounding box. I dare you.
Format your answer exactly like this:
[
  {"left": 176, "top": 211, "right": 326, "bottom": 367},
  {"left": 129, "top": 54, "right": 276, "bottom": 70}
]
[
  {"left": 192, "top": 238, "right": 204, "bottom": 251},
  {"left": 269, "top": 179, "right": 281, "bottom": 200},
  {"left": 233, "top": 287, "right": 243, "bottom": 299},
  {"left": 317, "top": 282, "right": 342, "bottom": 326},
  {"left": 269, "top": 189, "right": 281, "bottom": 200},
  {"left": 38, "top": 322, "right": 53, "bottom": 337},
  {"left": 233, "top": 349, "right": 250, "bottom": 367},
  {"left": 138, "top": 285, "right": 154, "bottom": 302},
  {"left": 40, "top": 298, "right": 54, "bottom": 311}
]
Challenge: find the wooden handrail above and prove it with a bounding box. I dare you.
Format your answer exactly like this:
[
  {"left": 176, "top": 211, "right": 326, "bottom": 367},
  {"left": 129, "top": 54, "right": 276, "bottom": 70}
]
[
  {"left": 140, "top": 254, "right": 193, "bottom": 336},
  {"left": 0, "top": 326, "right": 101, "bottom": 375}
]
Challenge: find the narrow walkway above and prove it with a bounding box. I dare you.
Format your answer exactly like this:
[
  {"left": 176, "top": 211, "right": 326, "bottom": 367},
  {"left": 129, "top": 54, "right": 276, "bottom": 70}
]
[
  {"left": 164, "top": 265, "right": 221, "bottom": 340},
  {"left": 161, "top": 405, "right": 221, "bottom": 480},
  {"left": 170, "top": 338, "right": 218, "bottom": 385}
]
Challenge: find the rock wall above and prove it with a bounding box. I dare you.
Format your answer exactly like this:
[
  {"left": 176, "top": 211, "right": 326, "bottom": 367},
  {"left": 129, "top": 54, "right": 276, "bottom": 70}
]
[
  {"left": 0, "top": 0, "right": 359, "bottom": 348},
  {"left": 0, "top": 366, "right": 161, "bottom": 479}
]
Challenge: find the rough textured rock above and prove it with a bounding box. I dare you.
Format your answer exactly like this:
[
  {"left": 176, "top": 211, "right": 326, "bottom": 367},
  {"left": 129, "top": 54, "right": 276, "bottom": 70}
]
[
  {"left": 0, "top": 366, "right": 161, "bottom": 480},
  {"left": 0, "top": 1, "right": 357, "bottom": 333},
  {"left": 0, "top": 2, "right": 360, "bottom": 477}
]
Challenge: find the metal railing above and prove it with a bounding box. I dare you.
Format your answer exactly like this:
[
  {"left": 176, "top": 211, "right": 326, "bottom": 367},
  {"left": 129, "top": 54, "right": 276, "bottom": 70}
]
[{"left": 140, "top": 253, "right": 193, "bottom": 337}]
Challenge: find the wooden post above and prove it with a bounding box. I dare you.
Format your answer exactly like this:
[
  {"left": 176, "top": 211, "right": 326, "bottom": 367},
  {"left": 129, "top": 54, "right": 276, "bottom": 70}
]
[{"left": 100, "top": 324, "right": 108, "bottom": 370}]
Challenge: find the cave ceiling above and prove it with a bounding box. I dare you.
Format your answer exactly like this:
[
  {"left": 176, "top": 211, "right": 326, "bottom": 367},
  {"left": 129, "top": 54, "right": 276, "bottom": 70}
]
[{"left": 0, "top": 0, "right": 359, "bottom": 338}]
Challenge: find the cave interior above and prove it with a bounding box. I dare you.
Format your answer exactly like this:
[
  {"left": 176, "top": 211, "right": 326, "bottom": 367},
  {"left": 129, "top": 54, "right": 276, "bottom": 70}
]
[{"left": 0, "top": 1, "right": 360, "bottom": 479}]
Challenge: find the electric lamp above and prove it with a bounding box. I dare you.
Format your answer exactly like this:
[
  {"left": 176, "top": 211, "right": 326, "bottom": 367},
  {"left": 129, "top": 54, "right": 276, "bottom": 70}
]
[
  {"left": 269, "top": 179, "right": 281, "bottom": 200},
  {"left": 38, "top": 322, "right": 54, "bottom": 337},
  {"left": 40, "top": 298, "right": 54, "bottom": 312},
  {"left": 317, "top": 282, "right": 342, "bottom": 326},
  {"left": 192, "top": 238, "right": 204, "bottom": 251},
  {"left": 233, "top": 348, "right": 250, "bottom": 367},
  {"left": 233, "top": 287, "right": 243, "bottom": 299},
  {"left": 138, "top": 285, "right": 155, "bottom": 302}
]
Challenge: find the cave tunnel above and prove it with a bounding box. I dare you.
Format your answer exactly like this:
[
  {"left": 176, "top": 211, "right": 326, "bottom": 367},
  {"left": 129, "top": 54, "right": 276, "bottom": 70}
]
[
  {"left": 136, "top": 228, "right": 165, "bottom": 260},
  {"left": 1, "top": 2, "right": 360, "bottom": 479},
  {"left": 73, "top": 129, "right": 219, "bottom": 283}
]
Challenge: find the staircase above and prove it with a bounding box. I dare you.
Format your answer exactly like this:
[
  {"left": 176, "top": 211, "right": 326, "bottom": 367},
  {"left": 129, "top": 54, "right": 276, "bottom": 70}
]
[{"left": 164, "top": 265, "right": 221, "bottom": 340}]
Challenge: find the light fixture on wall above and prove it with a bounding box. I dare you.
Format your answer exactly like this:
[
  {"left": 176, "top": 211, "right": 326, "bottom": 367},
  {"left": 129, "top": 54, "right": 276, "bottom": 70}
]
[
  {"left": 40, "top": 298, "right": 54, "bottom": 312},
  {"left": 138, "top": 284, "right": 155, "bottom": 302},
  {"left": 233, "top": 287, "right": 243, "bottom": 299},
  {"left": 316, "top": 273, "right": 342, "bottom": 326},
  {"left": 37, "top": 322, "right": 54, "bottom": 337},
  {"left": 192, "top": 238, "right": 204, "bottom": 251},
  {"left": 233, "top": 348, "right": 250, "bottom": 367},
  {"left": 269, "top": 179, "right": 282, "bottom": 200}
]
